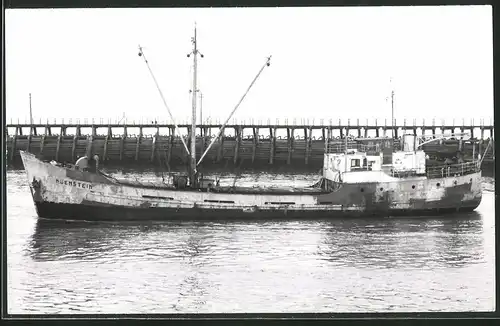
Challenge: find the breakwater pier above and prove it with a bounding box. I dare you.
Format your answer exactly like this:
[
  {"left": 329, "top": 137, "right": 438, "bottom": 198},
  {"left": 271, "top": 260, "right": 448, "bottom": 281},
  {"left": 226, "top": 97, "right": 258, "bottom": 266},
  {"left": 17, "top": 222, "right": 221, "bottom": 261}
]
[{"left": 6, "top": 118, "right": 495, "bottom": 171}]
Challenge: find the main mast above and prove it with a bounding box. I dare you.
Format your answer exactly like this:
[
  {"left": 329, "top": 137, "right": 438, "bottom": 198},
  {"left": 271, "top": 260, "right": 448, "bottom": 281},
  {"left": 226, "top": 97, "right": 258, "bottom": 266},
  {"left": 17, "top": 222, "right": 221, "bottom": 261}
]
[
  {"left": 187, "top": 24, "right": 203, "bottom": 187},
  {"left": 390, "top": 77, "right": 395, "bottom": 138}
]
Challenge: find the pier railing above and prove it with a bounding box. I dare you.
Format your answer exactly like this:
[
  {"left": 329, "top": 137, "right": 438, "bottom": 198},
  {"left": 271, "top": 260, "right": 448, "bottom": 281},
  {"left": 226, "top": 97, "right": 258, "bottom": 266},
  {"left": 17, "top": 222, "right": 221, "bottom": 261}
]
[
  {"left": 6, "top": 117, "right": 495, "bottom": 128},
  {"left": 6, "top": 117, "right": 494, "bottom": 141}
]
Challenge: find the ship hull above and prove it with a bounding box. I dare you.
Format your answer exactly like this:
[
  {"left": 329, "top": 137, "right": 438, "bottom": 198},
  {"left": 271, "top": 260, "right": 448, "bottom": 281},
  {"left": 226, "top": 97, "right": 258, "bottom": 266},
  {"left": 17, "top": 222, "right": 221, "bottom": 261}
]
[
  {"left": 33, "top": 200, "right": 480, "bottom": 221},
  {"left": 20, "top": 151, "right": 483, "bottom": 221}
]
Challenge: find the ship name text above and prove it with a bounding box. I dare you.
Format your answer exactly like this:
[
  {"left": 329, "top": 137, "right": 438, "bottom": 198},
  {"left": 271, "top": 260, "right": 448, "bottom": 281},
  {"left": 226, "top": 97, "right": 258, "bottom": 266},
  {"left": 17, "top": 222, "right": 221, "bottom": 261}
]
[{"left": 55, "top": 179, "right": 93, "bottom": 190}]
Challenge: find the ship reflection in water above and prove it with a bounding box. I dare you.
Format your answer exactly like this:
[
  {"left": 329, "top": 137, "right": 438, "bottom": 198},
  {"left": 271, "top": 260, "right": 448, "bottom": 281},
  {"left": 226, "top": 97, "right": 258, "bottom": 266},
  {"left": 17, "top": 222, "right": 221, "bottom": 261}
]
[
  {"left": 27, "top": 219, "right": 227, "bottom": 312},
  {"left": 24, "top": 209, "right": 494, "bottom": 312},
  {"left": 29, "top": 220, "right": 227, "bottom": 263},
  {"left": 317, "top": 211, "right": 485, "bottom": 270},
  {"left": 29, "top": 212, "right": 485, "bottom": 270}
]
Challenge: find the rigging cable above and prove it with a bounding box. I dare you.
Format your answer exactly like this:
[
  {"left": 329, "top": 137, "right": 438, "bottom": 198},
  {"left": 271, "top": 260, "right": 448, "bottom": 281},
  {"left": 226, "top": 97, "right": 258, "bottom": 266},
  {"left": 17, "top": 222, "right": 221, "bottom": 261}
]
[
  {"left": 137, "top": 45, "right": 191, "bottom": 156},
  {"left": 197, "top": 55, "right": 272, "bottom": 167}
]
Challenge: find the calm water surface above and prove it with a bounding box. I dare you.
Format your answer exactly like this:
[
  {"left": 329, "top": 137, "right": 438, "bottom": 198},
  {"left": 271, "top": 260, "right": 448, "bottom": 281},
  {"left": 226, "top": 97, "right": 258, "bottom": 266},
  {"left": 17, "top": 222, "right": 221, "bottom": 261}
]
[{"left": 7, "top": 169, "right": 496, "bottom": 314}]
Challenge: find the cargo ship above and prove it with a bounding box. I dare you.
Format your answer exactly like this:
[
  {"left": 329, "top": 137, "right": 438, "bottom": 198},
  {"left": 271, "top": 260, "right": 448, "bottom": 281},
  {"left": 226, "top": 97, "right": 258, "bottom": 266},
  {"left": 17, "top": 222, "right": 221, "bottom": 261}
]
[
  {"left": 19, "top": 131, "right": 483, "bottom": 221},
  {"left": 19, "top": 26, "right": 484, "bottom": 221}
]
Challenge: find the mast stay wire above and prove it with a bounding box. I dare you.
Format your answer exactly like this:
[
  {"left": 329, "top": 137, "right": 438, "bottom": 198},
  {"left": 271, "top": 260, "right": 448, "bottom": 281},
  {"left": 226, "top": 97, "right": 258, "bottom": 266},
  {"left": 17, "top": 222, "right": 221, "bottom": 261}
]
[
  {"left": 138, "top": 45, "right": 191, "bottom": 156},
  {"left": 196, "top": 55, "right": 272, "bottom": 167}
]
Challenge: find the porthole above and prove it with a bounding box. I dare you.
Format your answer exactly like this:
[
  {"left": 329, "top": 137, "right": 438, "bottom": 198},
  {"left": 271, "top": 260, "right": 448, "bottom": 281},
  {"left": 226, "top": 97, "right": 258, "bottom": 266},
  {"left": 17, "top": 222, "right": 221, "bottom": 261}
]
[
  {"left": 412, "top": 185, "right": 416, "bottom": 189},
  {"left": 360, "top": 188, "right": 364, "bottom": 192},
  {"left": 380, "top": 187, "right": 384, "bottom": 191},
  {"left": 436, "top": 183, "right": 441, "bottom": 187},
  {"left": 453, "top": 180, "right": 457, "bottom": 185}
]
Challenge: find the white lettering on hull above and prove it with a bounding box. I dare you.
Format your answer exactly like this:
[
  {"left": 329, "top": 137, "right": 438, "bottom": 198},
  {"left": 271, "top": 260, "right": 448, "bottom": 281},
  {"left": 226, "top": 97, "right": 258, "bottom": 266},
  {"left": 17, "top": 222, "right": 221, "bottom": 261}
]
[{"left": 55, "top": 178, "right": 93, "bottom": 190}]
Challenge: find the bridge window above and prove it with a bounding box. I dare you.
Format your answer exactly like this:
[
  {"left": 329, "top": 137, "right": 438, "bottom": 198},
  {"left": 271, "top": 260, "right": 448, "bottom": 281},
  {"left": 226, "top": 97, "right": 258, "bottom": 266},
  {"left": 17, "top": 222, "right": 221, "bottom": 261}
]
[{"left": 351, "top": 159, "right": 360, "bottom": 168}]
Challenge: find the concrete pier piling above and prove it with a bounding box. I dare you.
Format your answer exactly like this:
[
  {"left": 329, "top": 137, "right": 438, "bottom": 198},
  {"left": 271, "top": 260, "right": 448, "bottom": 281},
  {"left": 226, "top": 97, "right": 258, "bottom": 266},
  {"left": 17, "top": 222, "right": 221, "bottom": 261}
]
[{"left": 6, "top": 119, "right": 495, "bottom": 169}]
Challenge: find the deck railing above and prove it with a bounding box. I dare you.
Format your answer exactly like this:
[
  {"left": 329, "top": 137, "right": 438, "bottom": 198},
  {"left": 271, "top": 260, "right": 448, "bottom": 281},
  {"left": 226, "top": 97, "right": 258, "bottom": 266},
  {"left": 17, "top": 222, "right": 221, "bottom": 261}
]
[
  {"left": 425, "top": 161, "right": 479, "bottom": 179},
  {"left": 389, "top": 161, "right": 479, "bottom": 179},
  {"left": 326, "top": 142, "right": 386, "bottom": 154}
]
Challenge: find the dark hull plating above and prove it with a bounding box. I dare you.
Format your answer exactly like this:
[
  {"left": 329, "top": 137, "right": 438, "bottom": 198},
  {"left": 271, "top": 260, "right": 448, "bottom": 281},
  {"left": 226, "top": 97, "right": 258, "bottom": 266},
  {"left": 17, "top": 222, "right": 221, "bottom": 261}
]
[{"left": 35, "top": 200, "right": 481, "bottom": 221}]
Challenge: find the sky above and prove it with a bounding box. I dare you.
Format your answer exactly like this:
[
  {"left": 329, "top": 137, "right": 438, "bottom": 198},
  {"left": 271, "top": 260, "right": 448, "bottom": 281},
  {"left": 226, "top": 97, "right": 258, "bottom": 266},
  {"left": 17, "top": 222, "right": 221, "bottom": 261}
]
[{"left": 5, "top": 6, "right": 494, "bottom": 127}]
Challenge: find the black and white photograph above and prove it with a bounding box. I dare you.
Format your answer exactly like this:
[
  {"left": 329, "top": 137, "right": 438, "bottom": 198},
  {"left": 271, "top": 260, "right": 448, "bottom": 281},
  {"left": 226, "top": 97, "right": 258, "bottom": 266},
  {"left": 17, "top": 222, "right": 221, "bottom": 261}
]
[{"left": 5, "top": 5, "right": 495, "bottom": 314}]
